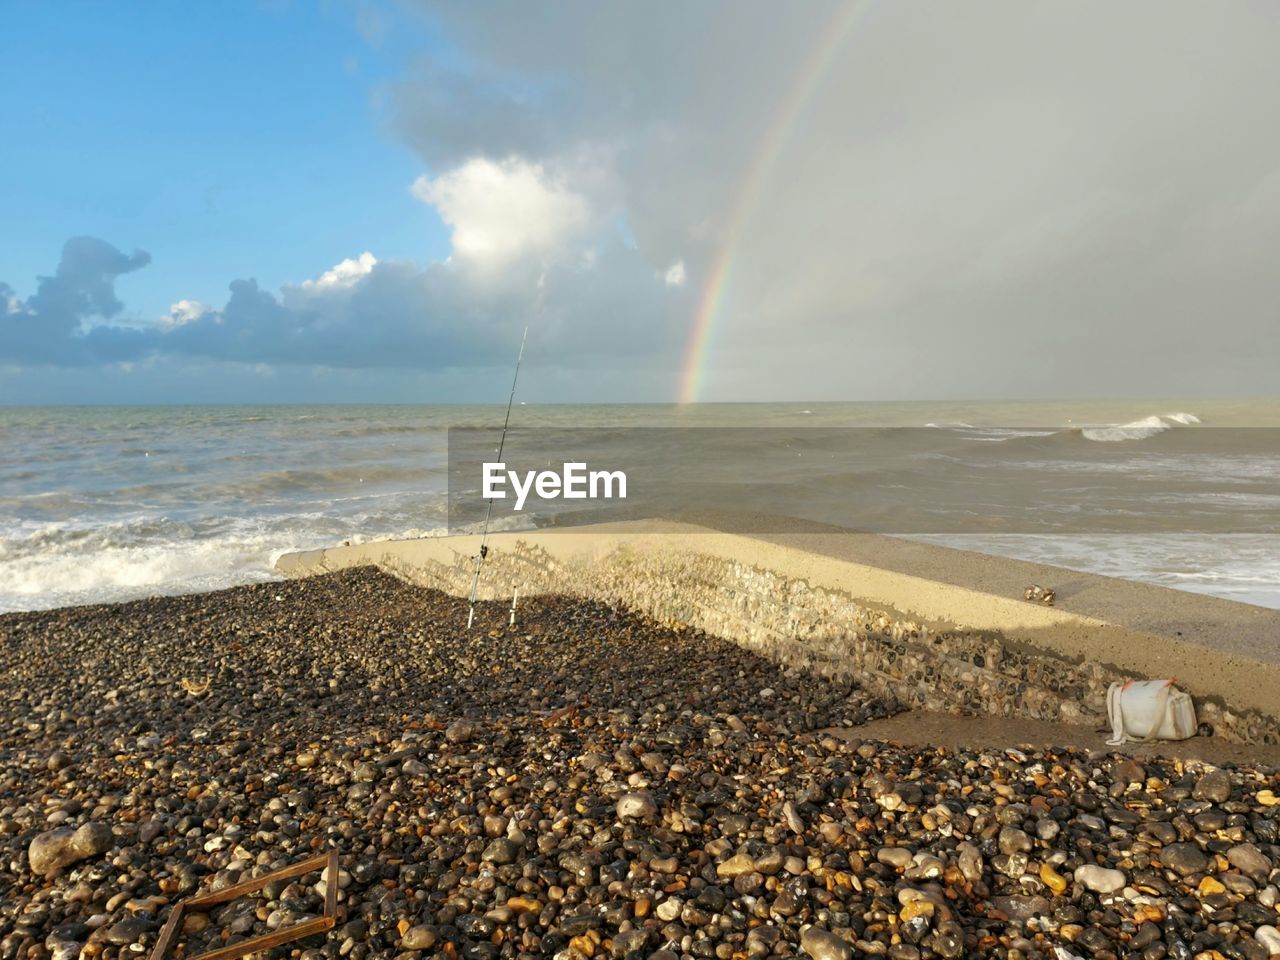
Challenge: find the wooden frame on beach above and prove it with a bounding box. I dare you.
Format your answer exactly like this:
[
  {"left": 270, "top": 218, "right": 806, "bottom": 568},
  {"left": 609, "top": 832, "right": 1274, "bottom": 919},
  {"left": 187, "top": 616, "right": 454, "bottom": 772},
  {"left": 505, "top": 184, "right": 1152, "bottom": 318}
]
[{"left": 147, "top": 849, "right": 338, "bottom": 960}]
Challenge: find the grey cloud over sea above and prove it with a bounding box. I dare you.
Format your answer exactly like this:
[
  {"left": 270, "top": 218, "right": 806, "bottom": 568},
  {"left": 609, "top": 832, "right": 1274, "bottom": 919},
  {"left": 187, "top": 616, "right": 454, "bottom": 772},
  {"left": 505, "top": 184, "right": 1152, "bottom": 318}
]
[
  {"left": 396, "top": 0, "right": 1280, "bottom": 396},
  {"left": 1, "top": 237, "right": 153, "bottom": 366}
]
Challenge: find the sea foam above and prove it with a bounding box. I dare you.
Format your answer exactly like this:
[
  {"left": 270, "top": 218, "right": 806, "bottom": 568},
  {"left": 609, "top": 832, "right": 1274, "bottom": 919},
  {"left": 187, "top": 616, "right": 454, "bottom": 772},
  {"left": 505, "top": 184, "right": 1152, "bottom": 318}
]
[{"left": 1080, "top": 412, "right": 1201, "bottom": 442}]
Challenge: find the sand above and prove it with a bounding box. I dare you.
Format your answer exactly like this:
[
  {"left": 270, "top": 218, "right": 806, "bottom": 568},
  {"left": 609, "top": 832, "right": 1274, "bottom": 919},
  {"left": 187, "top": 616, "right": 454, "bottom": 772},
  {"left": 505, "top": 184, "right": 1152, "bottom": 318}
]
[{"left": 842, "top": 711, "right": 1280, "bottom": 767}]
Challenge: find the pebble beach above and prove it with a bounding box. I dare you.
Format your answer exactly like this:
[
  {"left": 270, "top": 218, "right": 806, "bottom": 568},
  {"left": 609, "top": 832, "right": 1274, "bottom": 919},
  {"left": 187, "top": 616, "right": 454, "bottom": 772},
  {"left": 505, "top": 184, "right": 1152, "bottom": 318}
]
[{"left": 4, "top": 568, "right": 1280, "bottom": 960}]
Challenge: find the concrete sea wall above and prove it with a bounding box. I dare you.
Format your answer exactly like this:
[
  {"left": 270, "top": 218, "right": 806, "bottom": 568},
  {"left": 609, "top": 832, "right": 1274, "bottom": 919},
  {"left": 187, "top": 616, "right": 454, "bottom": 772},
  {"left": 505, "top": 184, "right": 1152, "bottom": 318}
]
[{"left": 277, "top": 521, "right": 1280, "bottom": 745}]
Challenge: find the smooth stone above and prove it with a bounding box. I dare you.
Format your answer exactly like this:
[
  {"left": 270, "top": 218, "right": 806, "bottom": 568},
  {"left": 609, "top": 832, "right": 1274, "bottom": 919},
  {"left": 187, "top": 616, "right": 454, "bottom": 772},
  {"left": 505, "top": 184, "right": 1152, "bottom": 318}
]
[
  {"left": 445, "top": 719, "right": 476, "bottom": 743},
  {"left": 1112, "top": 758, "right": 1145, "bottom": 785},
  {"left": 1039, "top": 862, "right": 1068, "bottom": 895},
  {"left": 1161, "top": 843, "right": 1209, "bottom": 877},
  {"left": 753, "top": 845, "right": 785, "bottom": 875},
  {"left": 400, "top": 925, "right": 437, "bottom": 950},
  {"left": 656, "top": 898, "right": 683, "bottom": 922},
  {"left": 616, "top": 792, "right": 658, "bottom": 821},
  {"left": 1255, "top": 926, "right": 1280, "bottom": 956},
  {"left": 931, "top": 928, "right": 964, "bottom": 959},
  {"left": 877, "top": 847, "right": 914, "bottom": 870},
  {"left": 611, "top": 929, "right": 651, "bottom": 957},
  {"left": 746, "top": 926, "right": 781, "bottom": 956},
  {"left": 1075, "top": 864, "right": 1126, "bottom": 894},
  {"left": 1193, "top": 769, "right": 1232, "bottom": 803},
  {"left": 1227, "top": 843, "right": 1271, "bottom": 880},
  {"left": 104, "top": 918, "right": 151, "bottom": 946},
  {"left": 717, "top": 854, "right": 757, "bottom": 878},
  {"left": 181, "top": 914, "right": 209, "bottom": 935},
  {"left": 998, "top": 827, "right": 1032, "bottom": 855},
  {"left": 27, "top": 822, "right": 112, "bottom": 875},
  {"left": 481, "top": 837, "right": 519, "bottom": 864},
  {"left": 782, "top": 801, "right": 804, "bottom": 834},
  {"left": 800, "top": 926, "right": 855, "bottom": 960},
  {"left": 956, "top": 843, "right": 984, "bottom": 882}
]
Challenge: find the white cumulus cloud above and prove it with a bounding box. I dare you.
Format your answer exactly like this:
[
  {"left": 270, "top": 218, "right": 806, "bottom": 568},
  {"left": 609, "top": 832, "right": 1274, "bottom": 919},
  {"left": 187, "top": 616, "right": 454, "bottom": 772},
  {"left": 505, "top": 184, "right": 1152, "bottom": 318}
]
[
  {"left": 412, "top": 157, "right": 591, "bottom": 268},
  {"left": 663, "top": 260, "right": 686, "bottom": 287},
  {"left": 301, "top": 251, "right": 378, "bottom": 291},
  {"left": 160, "top": 299, "right": 210, "bottom": 328}
]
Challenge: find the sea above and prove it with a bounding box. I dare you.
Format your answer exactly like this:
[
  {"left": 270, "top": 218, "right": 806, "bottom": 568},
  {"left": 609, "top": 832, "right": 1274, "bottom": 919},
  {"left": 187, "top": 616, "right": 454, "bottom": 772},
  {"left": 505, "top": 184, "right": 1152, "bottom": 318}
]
[{"left": 2, "top": 400, "right": 1278, "bottom": 613}]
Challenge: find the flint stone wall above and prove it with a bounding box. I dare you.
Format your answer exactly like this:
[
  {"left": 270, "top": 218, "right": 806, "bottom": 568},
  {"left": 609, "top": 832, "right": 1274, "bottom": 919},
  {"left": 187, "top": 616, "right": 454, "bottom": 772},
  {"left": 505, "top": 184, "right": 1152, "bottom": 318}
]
[{"left": 342, "top": 541, "right": 1279, "bottom": 745}]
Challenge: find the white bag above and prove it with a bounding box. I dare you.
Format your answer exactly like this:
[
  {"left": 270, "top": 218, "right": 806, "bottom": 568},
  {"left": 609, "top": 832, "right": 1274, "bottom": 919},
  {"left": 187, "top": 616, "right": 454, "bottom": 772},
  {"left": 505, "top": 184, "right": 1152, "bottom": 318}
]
[{"left": 1106, "top": 680, "right": 1197, "bottom": 746}]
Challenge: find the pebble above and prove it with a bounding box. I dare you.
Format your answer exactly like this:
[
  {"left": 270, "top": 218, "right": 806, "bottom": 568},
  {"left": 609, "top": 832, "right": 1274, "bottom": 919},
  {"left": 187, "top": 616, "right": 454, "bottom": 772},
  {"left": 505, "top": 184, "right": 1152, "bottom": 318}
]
[
  {"left": 444, "top": 718, "right": 476, "bottom": 744},
  {"left": 1255, "top": 925, "right": 1280, "bottom": 955},
  {"left": 716, "top": 853, "right": 757, "bottom": 878},
  {"left": 1193, "top": 768, "right": 1233, "bottom": 803},
  {"left": 27, "top": 822, "right": 112, "bottom": 875},
  {"left": 1227, "top": 843, "right": 1272, "bottom": 880},
  {"left": 1112, "top": 757, "right": 1145, "bottom": 785},
  {"left": 615, "top": 792, "right": 658, "bottom": 821},
  {"left": 104, "top": 917, "right": 150, "bottom": 946},
  {"left": 998, "top": 826, "right": 1031, "bottom": 855},
  {"left": 481, "top": 837, "right": 518, "bottom": 864},
  {"left": 1039, "top": 862, "right": 1068, "bottom": 894},
  {"left": 1162, "top": 842, "right": 1210, "bottom": 876},
  {"left": 877, "top": 847, "right": 914, "bottom": 870},
  {"left": 800, "top": 926, "right": 856, "bottom": 960},
  {"left": 1, "top": 569, "right": 1278, "bottom": 960},
  {"left": 400, "top": 924, "right": 437, "bottom": 950},
  {"left": 1075, "top": 864, "right": 1126, "bottom": 894}
]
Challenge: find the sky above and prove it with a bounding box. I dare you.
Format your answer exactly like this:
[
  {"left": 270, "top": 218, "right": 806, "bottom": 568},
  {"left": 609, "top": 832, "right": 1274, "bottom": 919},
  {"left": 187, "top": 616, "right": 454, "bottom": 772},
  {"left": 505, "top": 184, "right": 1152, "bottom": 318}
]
[{"left": 2, "top": 0, "right": 1279, "bottom": 404}]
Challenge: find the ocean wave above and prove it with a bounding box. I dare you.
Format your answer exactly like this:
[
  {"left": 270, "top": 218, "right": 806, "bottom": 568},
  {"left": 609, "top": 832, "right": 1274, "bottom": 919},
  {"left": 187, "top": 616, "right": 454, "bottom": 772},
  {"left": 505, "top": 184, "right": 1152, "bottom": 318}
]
[
  {"left": 924, "top": 412, "right": 1203, "bottom": 444},
  {"left": 1079, "top": 412, "right": 1200, "bottom": 443},
  {"left": 0, "top": 508, "right": 456, "bottom": 613},
  {"left": 333, "top": 424, "right": 443, "bottom": 437},
  {"left": 906, "top": 532, "right": 1280, "bottom": 609},
  {"left": 194, "top": 464, "right": 446, "bottom": 500},
  {"left": 924, "top": 422, "right": 1058, "bottom": 443}
]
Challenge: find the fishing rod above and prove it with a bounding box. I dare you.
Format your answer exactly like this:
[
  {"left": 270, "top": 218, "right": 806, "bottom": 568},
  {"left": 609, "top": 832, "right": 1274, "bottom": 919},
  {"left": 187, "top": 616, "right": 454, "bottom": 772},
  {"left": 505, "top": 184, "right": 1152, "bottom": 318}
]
[{"left": 466, "top": 323, "right": 529, "bottom": 629}]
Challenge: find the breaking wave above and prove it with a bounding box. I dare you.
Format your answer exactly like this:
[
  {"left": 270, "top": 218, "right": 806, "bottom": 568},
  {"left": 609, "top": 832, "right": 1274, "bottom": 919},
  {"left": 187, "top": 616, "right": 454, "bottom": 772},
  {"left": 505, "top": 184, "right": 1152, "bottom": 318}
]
[
  {"left": 6, "top": 402, "right": 1277, "bottom": 612},
  {"left": 925, "top": 413, "right": 1202, "bottom": 444},
  {"left": 1079, "top": 412, "right": 1201, "bottom": 442}
]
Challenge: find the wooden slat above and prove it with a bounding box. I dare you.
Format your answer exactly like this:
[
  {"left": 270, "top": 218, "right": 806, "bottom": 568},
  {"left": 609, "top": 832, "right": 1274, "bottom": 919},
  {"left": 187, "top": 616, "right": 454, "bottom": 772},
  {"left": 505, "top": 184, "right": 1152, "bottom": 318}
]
[
  {"left": 323, "top": 848, "right": 339, "bottom": 920},
  {"left": 187, "top": 916, "right": 333, "bottom": 960},
  {"left": 147, "top": 903, "right": 185, "bottom": 960},
  {"left": 148, "top": 849, "right": 339, "bottom": 960},
  {"left": 185, "top": 851, "right": 330, "bottom": 908}
]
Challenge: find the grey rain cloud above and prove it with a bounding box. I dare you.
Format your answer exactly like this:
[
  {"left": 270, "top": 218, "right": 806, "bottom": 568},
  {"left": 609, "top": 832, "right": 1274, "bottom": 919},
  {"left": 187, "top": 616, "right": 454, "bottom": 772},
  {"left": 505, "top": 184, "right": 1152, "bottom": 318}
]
[{"left": 394, "top": 0, "right": 1280, "bottom": 396}]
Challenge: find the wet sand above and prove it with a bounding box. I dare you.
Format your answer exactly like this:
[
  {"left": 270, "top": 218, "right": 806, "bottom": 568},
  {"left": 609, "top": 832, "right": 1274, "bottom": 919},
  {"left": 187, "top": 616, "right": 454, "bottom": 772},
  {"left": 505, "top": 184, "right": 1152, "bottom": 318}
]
[{"left": 843, "top": 711, "right": 1280, "bottom": 768}]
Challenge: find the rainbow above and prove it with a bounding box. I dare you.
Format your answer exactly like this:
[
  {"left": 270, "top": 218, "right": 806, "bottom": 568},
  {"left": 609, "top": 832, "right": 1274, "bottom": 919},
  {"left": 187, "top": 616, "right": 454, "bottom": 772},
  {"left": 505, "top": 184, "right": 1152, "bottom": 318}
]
[{"left": 676, "top": 1, "right": 871, "bottom": 404}]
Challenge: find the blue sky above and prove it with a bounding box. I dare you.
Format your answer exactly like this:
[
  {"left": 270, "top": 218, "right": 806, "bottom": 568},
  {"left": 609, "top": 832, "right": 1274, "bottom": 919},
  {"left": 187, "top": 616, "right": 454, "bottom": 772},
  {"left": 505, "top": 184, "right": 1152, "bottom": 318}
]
[
  {"left": 2, "top": 2, "right": 1278, "bottom": 402},
  {"left": 1, "top": 2, "right": 447, "bottom": 324},
  {"left": 1, "top": 0, "right": 698, "bottom": 402}
]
